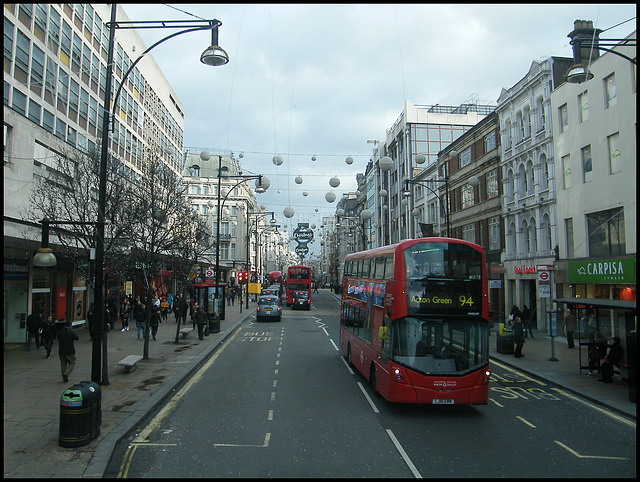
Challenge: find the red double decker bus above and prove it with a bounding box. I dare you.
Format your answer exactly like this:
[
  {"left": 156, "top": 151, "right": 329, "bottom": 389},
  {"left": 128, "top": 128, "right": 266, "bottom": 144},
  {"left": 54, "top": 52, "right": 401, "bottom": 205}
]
[
  {"left": 286, "top": 265, "right": 312, "bottom": 306},
  {"left": 340, "top": 237, "right": 491, "bottom": 405}
]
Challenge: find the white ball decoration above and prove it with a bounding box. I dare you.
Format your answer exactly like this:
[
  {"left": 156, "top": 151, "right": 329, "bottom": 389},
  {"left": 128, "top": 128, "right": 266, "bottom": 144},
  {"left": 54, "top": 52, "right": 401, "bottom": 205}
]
[
  {"left": 329, "top": 176, "right": 340, "bottom": 188},
  {"left": 283, "top": 206, "right": 295, "bottom": 218},
  {"left": 303, "top": 191, "right": 309, "bottom": 197},
  {"left": 312, "top": 155, "right": 317, "bottom": 161},
  {"left": 345, "top": 156, "right": 353, "bottom": 165},
  {"left": 273, "top": 155, "right": 283, "bottom": 166},
  {"left": 295, "top": 176, "right": 303, "bottom": 184},
  {"left": 325, "top": 191, "right": 336, "bottom": 203},
  {"left": 315, "top": 208, "right": 319, "bottom": 212}
]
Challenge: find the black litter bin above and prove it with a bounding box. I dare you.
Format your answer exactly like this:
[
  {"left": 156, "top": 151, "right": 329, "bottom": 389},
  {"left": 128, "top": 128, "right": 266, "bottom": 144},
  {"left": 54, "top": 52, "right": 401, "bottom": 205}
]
[
  {"left": 208, "top": 313, "right": 220, "bottom": 334},
  {"left": 496, "top": 323, "right": 514, "bottom": 354},
  {"left": 59, "top": 381, "right": 101, "bottom": 447}
]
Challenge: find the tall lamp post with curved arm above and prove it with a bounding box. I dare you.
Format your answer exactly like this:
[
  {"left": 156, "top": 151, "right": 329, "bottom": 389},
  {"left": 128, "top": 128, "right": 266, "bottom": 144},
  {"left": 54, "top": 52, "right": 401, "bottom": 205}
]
[
  {"left": 92, "top": 5, "right": 229, "bottom": 384},
  {"left": 199, "top": 151, "right": 269, "bottom": 320}
]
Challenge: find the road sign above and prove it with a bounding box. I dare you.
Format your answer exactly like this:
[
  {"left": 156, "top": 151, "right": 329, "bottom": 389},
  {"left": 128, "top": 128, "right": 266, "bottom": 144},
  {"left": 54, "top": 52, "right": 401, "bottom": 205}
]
[
  {"left": 205, "top": 269, "right": 215, "bottom": 278},
  {"left": 538, "top": 271, "right": 550, "bottom": 282}
]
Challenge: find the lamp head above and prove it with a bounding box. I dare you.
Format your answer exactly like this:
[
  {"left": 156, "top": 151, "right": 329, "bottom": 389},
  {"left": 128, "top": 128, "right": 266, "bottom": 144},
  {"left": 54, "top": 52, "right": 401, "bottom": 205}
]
[
  {"left": 33, "top": 247, "right": 57, "bottom": 267},
  {"left": 200, "top": 25, "right": 229, "bottom": 66}
]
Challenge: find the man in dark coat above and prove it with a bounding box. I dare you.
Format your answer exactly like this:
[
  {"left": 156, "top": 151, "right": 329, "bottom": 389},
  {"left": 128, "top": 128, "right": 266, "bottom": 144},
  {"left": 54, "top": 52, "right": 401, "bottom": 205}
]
[
  {"left": 26, "top": 308, "right": 43, "bottom": 351},
  {"left": 57, "top": 320, "right": 79, "bottom": 382},
  {"left": 513, "top": 316, "right": 525, "bottom": 358},
  {"left": 599, "top": 337, "right": 623, "bottom": 383}
]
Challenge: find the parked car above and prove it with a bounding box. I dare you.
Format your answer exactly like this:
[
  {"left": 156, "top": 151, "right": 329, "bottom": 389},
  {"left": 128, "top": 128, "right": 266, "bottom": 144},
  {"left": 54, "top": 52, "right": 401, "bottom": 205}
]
[
  {"left": 256, "top": 296, "right": 282, "bottom": 322},
  {"left": 292, "top": 290, "right": 311, "bottom": 310}
]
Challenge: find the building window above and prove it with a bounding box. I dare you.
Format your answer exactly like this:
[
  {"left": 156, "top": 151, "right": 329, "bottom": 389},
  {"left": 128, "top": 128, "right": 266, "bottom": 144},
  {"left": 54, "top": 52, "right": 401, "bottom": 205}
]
[
  {"left": 42, "top": 108, "right": 54, "bottom": 133},
  {"left": 504, "top": 120, "right": 512, "bottom": 149},
  {"left": 565, "top": 218, "right": 574, "bottom": 259},
  {"left": 462, "top": 184, "right": 474, "bottom": 209},
  {"left": 486, "top": 170, "right": 498, "bottom": 199},
  {"left": 604, "top": 73, "right": 617, "bottom": 108},
  {"left": 459, "top": 146, "right": 471, "bottom": 167},
  {"left": 539, "top": 154, "right": 549, "bottom": 190},
  {"left": 462, "top": 224, "right": 475, "bottom": 244},
  {"left": 578, "top": 90, "right": 589, "bottom": 122},
  {"left": 4, "top": 18, "right": 15, "bottom": 75},
  {"left": 47, "top": 7, "right": 61, "bottom": 54},
  {"left": 587, "top": 208, "right": 625, "bottom": 257},
  {"left": 488, "top": 216, "right": 500, "bottom": 251},
  {"left": 55, "top": 118, "right": 66, "bottom": 140},
  {"left": 536, "top": 96, "right": 545, "bottom": 132},
  {"left": 60, "top": 20, "right": 72, "bottom": 67},
  {"left": 484, "top": 131, "right": 496, "bottom": 152},
  {"left": 559, "top": 104, "right": 569, "bottom": 133},
  {"left": 516, "top": 111, "right": 524, "bottom": 142},
  {"left": 28, "top": 98, "right": 41, "bottom": 124},
  {"left": 562, "top": 155, "right": 572, "bottom": 189},
  {"left": 607, "top": 132, "right": 621, "bottom": 174},
  {"left": 14, "top": 29, "right": 31, "bottom": 85},
  {"left": 581, "top": 145, "right": 592, "bottom": 183},
  {"left": 30, "top": 44, "right": 45, "bottom": 96},
  {"left": 523, "top": 106, "right": 531, "bottom": 138},
  {"left": 11, "top": 88, "right": 27, "bottom": 115}
]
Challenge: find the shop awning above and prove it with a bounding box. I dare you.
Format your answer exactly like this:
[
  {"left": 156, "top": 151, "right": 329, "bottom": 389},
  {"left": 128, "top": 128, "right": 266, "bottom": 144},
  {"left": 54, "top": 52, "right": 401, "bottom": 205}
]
[{"left": 554, "top": 298, "right": 636, "bottom": 311}]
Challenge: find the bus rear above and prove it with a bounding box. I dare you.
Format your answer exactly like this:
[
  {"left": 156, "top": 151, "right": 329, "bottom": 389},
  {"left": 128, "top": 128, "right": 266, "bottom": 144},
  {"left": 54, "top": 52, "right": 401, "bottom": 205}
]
[
  {"left": 286, "top": 265, "right": 311, "bottom": 306},
  {"left": 340, "top": 238, "right": 491, "bottom": 405}
]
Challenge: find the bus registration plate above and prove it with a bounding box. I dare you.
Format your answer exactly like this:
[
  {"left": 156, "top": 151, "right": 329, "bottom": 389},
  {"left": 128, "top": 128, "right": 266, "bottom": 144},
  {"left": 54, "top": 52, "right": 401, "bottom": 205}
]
[{"left": 433, "top": 399, "right": 454, "bottom": 405}]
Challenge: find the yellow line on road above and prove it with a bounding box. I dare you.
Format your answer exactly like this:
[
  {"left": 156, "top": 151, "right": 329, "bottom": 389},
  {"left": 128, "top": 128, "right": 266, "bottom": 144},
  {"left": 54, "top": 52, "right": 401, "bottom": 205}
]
[
  {"left": 550, "top": 388, "right": 636, "bottom": 428},
  {"left": 490, "top": 359, "right": 546, "bottom": 386},
  {"left": 554, "top": 441, "right": 628, "bottom": 460},
  {"left": 516, "top": 416, "right": 536, "bottom": 428}
]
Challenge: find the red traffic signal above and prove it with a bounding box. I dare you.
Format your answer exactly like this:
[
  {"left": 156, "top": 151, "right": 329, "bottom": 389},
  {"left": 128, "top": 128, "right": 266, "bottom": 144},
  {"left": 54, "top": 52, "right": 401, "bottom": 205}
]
[{"left": 238, "top": 271, "right": 245, "bottom": 283}]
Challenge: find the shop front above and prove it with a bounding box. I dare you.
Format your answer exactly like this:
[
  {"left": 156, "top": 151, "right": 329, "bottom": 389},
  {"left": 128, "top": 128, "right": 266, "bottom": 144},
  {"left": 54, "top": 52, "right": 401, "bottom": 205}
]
[
  {"left": 503, "top": 257, "right": 556, "bottom": 332},
  {"left": 555, "top": 256, "right": 636, "bottom": 340}
]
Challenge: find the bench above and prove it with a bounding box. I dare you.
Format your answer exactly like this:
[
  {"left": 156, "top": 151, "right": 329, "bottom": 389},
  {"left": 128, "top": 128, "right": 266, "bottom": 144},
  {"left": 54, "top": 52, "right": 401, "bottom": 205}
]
[
  {"left": 600, "top": 358, "right": 629, "bottom": 382},
  {"left": 118, "top": 355, "right": 143, "bottom": 373},
  {"left": 180, "top": 327, "right": 194, "bottom": 339}
]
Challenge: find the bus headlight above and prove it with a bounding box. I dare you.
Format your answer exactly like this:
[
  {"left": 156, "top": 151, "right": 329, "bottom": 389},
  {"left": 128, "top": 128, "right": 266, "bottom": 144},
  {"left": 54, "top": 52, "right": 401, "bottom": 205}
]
[
  {"left": 484, "top": 369, "right": 491, "bottom": 382},
  {"left": 394, "top": 368, "right": 404, "bottom": 381}
]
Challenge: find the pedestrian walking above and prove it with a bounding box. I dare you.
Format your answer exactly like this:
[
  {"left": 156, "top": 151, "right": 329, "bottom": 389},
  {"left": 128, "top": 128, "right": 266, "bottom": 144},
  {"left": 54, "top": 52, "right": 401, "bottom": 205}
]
[
  {"left": 135, "top": 300, "right": 147, "bottom": 340},
  {"left": 57, "top": 320, "right": 79, "bottom": 382},
  {"left": 160, "top": 296, "right": 169, "bottom": 322},
  {"left": 173, "top": 294, "right": 182, "bottom": 324},
  {"left": 108, "top": 297, "right": 119, "bottom": 330},
  {"left": 120, "top": 297, "right": 131, "bottom": 332},
  {"left": 599, "top": 337, "right": 623, "bottom": 383},
  {"left": 513, "top": 316, "right": 525, "bottom": 358},
  {"left": 561, "top": 309, "right": 577, "bottom": 348},
  {"left": 195, "top": 307, "right": 207, "bottom": 340},
  {"left": 150, "top": 306, "right": 160, "bottom": 340},
  {"left": 509, "top": 304, "right": 521, "bottom": 323},
  {"left": 521, "top": 305, "right": 534, "bottom": 338},
  {"left": 26, "top": 308, "right": 43, "bottom": 351},
  {"left": 41, "top": 315, "right": 56, "bottom": 359}
]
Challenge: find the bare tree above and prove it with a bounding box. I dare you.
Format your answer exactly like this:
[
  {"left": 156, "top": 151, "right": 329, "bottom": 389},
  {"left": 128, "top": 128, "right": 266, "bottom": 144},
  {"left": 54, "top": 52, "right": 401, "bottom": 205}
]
[
  {"left": 121, "top": 155, "right": 205, "bottom": 358},
  {"left": 28, "top": 145, "right": 135, "bottom": 385}
]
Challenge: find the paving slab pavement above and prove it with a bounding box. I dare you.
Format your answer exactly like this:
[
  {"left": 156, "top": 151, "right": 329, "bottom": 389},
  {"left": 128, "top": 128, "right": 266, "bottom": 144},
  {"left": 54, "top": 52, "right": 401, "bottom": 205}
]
[{"left": 4, "top": 302, "right": 251, "bottom": 478}]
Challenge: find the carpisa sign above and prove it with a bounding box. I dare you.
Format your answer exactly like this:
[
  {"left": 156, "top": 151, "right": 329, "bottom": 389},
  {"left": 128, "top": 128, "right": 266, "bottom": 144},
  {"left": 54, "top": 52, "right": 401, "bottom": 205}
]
[{"left": 568, "top": 258, "right": 636, "bottom": 284}]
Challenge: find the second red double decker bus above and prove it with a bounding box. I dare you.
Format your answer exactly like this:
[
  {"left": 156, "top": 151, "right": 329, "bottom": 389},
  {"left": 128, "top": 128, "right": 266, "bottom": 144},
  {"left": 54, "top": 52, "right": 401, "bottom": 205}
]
[
  {"left": 340, "top": 237, "right": 491, "bottom": 405},
  {"left": 285, "top": 265, "right": 312, "bottom": 306}
]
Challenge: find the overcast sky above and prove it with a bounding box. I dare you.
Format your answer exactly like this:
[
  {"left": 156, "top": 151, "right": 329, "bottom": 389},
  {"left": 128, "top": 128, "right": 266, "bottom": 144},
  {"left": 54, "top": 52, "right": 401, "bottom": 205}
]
[{"left": 121, "top": 4, "right": 636, "bottom": 257}]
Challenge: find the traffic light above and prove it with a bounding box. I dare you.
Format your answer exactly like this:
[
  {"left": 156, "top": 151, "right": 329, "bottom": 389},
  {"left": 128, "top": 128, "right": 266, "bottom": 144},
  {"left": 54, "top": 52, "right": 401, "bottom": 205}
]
[
  {"left": 243, "top": 271, "right": 249, "bottom": 283},
  {"left": 238, "top": 271, "right": 245, "bottom": 283}
]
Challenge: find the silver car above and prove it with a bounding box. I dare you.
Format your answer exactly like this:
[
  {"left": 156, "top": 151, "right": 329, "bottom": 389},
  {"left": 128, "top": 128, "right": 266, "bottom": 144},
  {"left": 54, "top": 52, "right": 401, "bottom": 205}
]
[{"left": 256, "top": 296, "right": 282, "bottom": 322}]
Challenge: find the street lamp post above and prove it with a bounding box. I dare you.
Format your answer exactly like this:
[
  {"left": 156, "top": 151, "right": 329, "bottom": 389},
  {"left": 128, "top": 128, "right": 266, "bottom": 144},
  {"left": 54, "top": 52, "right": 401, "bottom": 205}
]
[
  {"left": 199, "top": 151, "right": 268, "bottom": 318},
  {"left": 93, "top": 5, "right": 229, "bottom": 384},
  {"left": 245, "top": 210, "right": 276, "bottom": 309}
]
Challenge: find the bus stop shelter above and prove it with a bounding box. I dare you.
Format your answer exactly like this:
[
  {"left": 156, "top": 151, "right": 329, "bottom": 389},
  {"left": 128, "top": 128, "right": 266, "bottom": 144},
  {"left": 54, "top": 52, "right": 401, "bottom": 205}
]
[{"left": 554, "top": 297, "right": 636, "bottom": 403}]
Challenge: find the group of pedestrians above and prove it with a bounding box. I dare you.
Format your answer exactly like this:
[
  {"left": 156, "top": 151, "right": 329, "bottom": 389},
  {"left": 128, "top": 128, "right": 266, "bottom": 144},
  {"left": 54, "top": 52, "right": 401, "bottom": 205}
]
[{"left": 25, "top": 308, "right": 79, "bottom": 382}]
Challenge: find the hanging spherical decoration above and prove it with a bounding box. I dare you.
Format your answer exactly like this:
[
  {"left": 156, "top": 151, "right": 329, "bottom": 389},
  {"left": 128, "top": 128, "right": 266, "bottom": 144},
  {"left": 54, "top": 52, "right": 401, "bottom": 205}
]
[
  {"left": 345, "top": 156, "right": 353, "bottom": 165},
  {"left": 311, "top": 224, "right": 316, "bottom": 229},
  {"left": 295, "top": 175, "right": 303, "bottom": 184},
  {"left": 273, "top": 155, "right": 283, "bottom": 166},
  {"left": 325, "top": 191, "right": 336, "bottom": 203},
  {"left": 311, "top": 155, "right": 317, "bottom": 162},
  {"left": 315, "top": 208, "right": 319, "bottom": 212},
  {"left": 277, "top": 189, "right": 282, "bottom": 194},
  {"left": 329, "top": 176, "right": 340, "bottom": 188},
  {"left": 303, "top": 191, "right": 309, "bottom": 197},
  {"left": 283, "top": 206, "right": 295, "bottom": 218}
]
